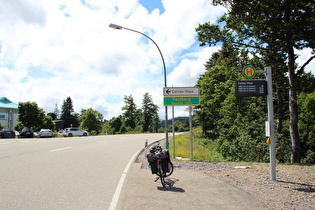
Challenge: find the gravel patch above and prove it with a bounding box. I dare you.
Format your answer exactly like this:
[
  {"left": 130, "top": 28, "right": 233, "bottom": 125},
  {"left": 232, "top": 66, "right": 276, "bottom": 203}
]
[{"left": 136, "top": 144, "right": 315, "bottom": 209}]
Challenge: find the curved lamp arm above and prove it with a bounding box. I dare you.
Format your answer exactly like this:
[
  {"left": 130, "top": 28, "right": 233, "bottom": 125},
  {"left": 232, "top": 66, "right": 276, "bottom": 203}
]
[{"left": 109, "top": 23, "right": 169, "bottom": 149}]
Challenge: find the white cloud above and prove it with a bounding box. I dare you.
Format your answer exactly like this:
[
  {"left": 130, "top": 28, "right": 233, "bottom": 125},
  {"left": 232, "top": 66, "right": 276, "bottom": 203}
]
[
  {"left": 168, "top": 46, "right": 221, "bottom": 87},
  {"left": 0, "top": 0, "right": 226, "bottom": 120},
  {"left": 296, "top": 48, "right": 315, "bottom": 74}
]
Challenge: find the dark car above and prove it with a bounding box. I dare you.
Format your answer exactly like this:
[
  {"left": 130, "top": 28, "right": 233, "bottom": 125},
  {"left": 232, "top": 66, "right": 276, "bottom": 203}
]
[
  {"left": 19, "top": 128, "right": 34, "bottom": 138},
  {"left": 0, "top": 129, "right": 16, "bottom": 138}
]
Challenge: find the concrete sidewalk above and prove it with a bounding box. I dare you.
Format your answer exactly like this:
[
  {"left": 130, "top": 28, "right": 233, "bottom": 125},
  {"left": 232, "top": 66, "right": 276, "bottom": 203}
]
[{"left": 117, "top": 160, "right": 268, "bottom": 210}]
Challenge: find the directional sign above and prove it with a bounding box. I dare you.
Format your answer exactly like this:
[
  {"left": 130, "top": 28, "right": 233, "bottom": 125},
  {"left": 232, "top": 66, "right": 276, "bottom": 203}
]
[
  {"left": 163, "top": 87, "right": 200, "bottom": 96},
  {"left": 235, "top": 80, "right": 268, "bottom": 97},
  {"left": 164, "top": 96, "right": 200, "bottom": 106},
  {"left": 242, "top": 65, "right": 256, "bottom": 78}
]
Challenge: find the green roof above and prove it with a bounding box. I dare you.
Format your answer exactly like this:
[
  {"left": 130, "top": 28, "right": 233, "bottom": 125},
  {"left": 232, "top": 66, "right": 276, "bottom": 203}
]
[{"left": 0, "top": 97, "right": 18, "bottom": 109}]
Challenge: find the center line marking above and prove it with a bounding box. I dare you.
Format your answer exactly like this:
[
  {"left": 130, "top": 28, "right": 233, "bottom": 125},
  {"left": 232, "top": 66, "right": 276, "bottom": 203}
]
[{"left": 49, "top": 147, "right": 72, "bottom": 152}]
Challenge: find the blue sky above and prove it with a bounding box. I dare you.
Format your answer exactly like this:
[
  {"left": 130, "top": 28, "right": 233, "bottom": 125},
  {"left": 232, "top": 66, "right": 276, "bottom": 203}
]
[
  {"left": 0, "top": 0, "right": 314, "bottom": 120},
  {"left": 139, "top": 0, "right": 165, "bottom": 13}
]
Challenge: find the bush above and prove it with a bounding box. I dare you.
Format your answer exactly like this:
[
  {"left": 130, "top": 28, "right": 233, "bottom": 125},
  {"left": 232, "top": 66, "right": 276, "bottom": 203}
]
[
  {"left": 301, "top": 150, "right": 315, "bottom": 164},
  {"left": 88, "top": 130, "right": 98, "bottom": 136}
]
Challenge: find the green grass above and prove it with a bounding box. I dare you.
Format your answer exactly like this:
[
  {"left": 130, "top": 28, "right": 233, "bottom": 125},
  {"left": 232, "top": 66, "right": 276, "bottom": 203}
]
[{"left": 169, "top": 132, "right": 224, "bottom": 162}]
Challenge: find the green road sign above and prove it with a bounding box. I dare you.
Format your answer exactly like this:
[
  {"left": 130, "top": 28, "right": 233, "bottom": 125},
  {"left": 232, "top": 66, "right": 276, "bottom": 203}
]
[{"left": 164, "top": 96, "right": 200, "bottom": 106}]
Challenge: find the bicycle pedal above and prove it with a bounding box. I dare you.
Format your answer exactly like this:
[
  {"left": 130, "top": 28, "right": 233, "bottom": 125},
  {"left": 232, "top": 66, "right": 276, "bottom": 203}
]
[{"left": 154, "top": 177, "right": 159, "bottom": 182}]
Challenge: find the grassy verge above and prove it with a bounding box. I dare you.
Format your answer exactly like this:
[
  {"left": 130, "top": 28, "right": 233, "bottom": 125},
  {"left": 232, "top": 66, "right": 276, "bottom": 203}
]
[{"left": 168, "top": 132, "right": 224, "bottom": 162}]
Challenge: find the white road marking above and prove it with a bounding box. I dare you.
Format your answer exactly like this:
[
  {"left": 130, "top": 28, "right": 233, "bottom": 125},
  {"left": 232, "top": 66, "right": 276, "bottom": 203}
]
[
  {"left": 0, "top": 142, "right": 12, "bottom": 145},
  {"left": 49, "top": 147, "right": 72, "bottom": 152},
  {"left": 108, "top": 149, "right": 140, "bottom": 210}
]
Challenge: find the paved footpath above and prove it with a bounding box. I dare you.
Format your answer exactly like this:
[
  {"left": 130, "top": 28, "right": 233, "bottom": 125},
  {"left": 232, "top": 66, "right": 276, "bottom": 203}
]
[{"left": 117, "top": 158, "right": 268, "bottom": 210}]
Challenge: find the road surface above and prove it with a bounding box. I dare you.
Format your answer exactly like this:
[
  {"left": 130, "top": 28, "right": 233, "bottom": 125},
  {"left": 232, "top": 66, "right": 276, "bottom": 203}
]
[{"left": 0, "top": 134, "right": 165, "bottom": 209}]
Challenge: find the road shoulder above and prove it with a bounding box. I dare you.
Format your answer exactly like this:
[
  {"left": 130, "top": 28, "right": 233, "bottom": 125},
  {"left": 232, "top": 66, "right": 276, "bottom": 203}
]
[{"left": 117, "top": 161, "right": 267, "bottom": 210}]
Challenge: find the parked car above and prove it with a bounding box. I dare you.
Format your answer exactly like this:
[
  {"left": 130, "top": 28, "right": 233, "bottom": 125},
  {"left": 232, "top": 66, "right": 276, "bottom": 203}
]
[
  {"left": 38, "top": 129, "right": 52, "bottom": 138},
  {"left": 19, "top": 128, "right": 34, "bottom": 138},
  {"left": 0, "top": 128, "right": 16, "bottom": 138},
  {"left": 62, "top": 128, "right": 88, "bottom": 137}
]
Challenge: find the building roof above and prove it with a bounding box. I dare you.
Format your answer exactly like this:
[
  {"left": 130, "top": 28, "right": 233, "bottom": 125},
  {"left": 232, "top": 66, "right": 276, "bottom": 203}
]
[{"left": 0, "top": 97, "right": 18, "bottom": 109}]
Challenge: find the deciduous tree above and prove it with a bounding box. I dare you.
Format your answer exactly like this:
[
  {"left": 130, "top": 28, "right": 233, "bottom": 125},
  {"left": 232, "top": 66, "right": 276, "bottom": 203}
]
[
  {"left": 80, "top": 108, "right": 103, "bottom": 134},
  {"left": 18, "top": 102, "right": 52, "bottom": 130}
]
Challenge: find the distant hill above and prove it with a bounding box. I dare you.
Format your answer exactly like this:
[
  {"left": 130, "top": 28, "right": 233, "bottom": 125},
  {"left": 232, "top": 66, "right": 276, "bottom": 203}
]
[{"left": 160, "top": 116, "right": 189, "bottom": 127}]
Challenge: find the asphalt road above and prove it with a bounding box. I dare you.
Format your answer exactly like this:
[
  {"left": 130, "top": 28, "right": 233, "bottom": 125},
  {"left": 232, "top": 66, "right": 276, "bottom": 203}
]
[{"left": 0, "top": 134, "right": 165, "bottom": 210}]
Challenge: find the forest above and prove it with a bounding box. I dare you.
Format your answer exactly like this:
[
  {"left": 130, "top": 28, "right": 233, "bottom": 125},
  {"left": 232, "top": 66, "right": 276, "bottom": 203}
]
[{"left": 194, "top": 0, "right": 315, "bottom": 164}]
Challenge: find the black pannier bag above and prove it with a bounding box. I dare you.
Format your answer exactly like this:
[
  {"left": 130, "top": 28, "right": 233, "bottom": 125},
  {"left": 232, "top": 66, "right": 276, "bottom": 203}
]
[
  {"left": 147, "top": 152, "right": 156, "bottom": 162},
  {"left": 147, "top": 152, "right": 158, "bottom": 174},
  {"left": 155, "top": 150, "right": 169, "bottom": 159},
  {"left": 149, "top": 161, "right": 158, "bottom": 174},
  {"left": 155, "top": 150, "right": 170, "bottom": 173},
  {"left": 160, "top": 150, "right": 170, "bottom": 173}
]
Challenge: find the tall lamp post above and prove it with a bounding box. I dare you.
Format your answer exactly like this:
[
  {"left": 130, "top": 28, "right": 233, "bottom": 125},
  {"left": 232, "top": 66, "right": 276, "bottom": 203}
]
[{"left": 109, "top": 23, "right": 169, "bottom": 149}]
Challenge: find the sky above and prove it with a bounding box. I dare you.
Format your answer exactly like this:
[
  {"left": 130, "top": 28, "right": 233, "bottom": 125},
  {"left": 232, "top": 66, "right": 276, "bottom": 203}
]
[{"left": 0, "top": 0, "right": 314, "bottom": 120}]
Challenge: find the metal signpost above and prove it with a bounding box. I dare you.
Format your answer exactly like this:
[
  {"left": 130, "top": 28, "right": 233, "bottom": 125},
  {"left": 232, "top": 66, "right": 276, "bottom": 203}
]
[
  {"left": 235, "top": 66, "right": 276, "bottom": 181},
  {"left": 163, "top": 87, "right": 200, "bottom": 160},
  {"left": 265, "top": 67, "right": 276, "bottom": 181}
]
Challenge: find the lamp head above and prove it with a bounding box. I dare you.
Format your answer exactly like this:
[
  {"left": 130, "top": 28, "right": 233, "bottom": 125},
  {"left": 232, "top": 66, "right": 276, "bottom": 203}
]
[{"left": 109, "top": 23, "right": 123, "bottom": 30}]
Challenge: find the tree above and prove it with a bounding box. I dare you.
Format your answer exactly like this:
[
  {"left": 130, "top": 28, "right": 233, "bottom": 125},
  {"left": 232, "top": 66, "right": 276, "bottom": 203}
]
[
  {"left": 43, "top": 115, "right": 55, "bottom": 130},
  {"left": 80, "top": 108, "right": 103, "bottom": 135},
  {"left": 196, "top": 35, "right": 293, "bottom": 161},
  {"left": 142, "top": 93, "right": 159, "bottom": 133},
  {"left": 47, "top": 112, "right": 57, "bottom": 120},
  {"left": 197, "top": 58, "right": 269, "bottom": 161},
  {"left": 196, "top": 42, "right": 250, "bottom": 138},
  {"left": 298, "top": 90, "right": 315, "bottom": 164},
  {"left": 18, "top": 102, "right": 52, "bottom": 130},
  {"left": 174, "top": 120, "right": 189, "bottom": 132},
  {"left": 197, "top": 0, "right": 315, "bottom": 163},
  {"left": 121, "top": 95, "right": 138, "bottom": 130},
  {"left": 109, "top": 115, "right": 123, "bottom": 134},
  {"left": 60, "top": 97, "right": 79, "bottom": 128}
]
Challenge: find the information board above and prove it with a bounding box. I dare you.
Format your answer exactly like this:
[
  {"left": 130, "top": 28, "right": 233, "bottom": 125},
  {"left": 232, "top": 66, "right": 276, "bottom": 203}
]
[{"left": 235, "top": 80, "right": 268, "bottom": 97}]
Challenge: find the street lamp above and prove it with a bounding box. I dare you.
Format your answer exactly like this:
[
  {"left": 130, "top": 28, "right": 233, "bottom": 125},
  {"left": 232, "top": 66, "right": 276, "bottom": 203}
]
[{"left": 109, "top": 23, "right": 169, "bottom": 149}]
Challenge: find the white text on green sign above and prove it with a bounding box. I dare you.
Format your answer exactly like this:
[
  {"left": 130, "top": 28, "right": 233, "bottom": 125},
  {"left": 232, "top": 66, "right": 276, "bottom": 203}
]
[{"left": 164, "top": 96, "right": 200, "bottom": 106}]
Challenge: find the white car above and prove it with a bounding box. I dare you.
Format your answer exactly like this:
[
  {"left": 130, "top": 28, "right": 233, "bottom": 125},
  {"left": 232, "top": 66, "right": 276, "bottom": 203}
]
[
  {"left": 38, "top": 129, "right": 52, "bottom": 138},
  {"left": 62, "top": 128, "right": 88, "bottom": 137}
]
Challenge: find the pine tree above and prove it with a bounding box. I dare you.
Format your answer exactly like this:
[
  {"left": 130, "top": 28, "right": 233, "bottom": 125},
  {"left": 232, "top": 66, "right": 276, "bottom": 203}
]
[{"left": 60, "top": 97, "right": 79, "bottom": 128}]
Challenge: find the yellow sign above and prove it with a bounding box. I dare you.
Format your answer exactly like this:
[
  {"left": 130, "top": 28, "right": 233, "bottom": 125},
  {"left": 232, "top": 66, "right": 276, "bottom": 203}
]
[
  {"left": 266, "top": 138, "right": 271, "bottom": 144},
  {"left": 242, "top": 65, "right": 256, "bottom": 78}
]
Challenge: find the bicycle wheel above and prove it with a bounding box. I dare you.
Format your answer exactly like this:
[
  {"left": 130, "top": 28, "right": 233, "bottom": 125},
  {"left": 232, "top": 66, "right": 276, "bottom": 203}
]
[
  {"left": 165, "top": 160, "right": 174, "bottom": 177},
  {"left": 157, "top": 160, "right": 166, "bottom": 187}
]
